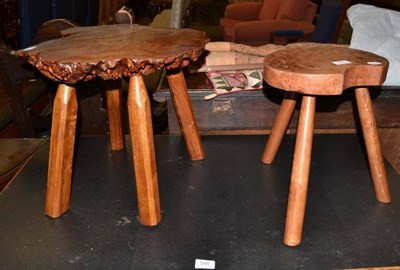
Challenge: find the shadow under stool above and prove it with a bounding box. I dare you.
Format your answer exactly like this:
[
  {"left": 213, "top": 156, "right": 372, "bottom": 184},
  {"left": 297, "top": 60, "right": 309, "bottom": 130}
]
[{"left": 262, "top": 43, "right": 391, "bottom": 246}]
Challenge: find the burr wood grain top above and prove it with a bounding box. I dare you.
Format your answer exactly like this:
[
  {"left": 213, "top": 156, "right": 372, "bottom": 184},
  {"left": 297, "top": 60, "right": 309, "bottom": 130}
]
[
  {"left": 17, "top": 24, "right": 209, "bottom": 84},
  {"left": 264, "top": 43, "right": 389, "bottom": 95}
]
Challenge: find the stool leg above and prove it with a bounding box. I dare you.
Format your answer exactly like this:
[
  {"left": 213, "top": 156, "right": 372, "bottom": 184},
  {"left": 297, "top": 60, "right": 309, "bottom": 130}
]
[
  {"left": 284, "top": 95, "right": 315, "bottom": 246},
  {"left": 166, "top": 69, "right": 205, "bottom": 161},
  {"left": 127, "top": 75, "right": 161, "bottom": 226},
  {"left": 45, "top": 84, "right": 77, "bottom": 218},
  {"left": 355, "top": 87, "right": 391, "bottom": 203},
  {"left": 262, "top": 92, "right": 299, "bottom": 164},
  {"left": 106, "top": 88, "right": 125, "bottom": 151}
]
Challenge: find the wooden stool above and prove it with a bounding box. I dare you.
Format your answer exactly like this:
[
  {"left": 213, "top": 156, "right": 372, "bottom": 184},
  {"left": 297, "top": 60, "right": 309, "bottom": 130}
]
[
  {"left": 262, "top": 44, "right": 391, "bottom": 246},
  {"left": 18, "top": 24, "right": 208, "bottom": 226}
]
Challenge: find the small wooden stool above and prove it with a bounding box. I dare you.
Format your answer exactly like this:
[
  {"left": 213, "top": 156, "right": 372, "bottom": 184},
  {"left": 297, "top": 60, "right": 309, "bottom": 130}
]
[
  {"left": 18, "top": 24, "right": 208, "bottom": 226},
  {"left": 262, "top": 44, "right": 391, "bottom": 246}
]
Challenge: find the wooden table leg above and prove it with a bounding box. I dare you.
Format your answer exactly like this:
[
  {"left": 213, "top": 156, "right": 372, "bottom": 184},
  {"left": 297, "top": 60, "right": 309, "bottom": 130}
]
[
  {"left": 45, "top": 84, "right": 78, "bottom": 218},
  {"left": 284, "top": 95, "right": 315, "bottom": 247},
  {"left": 166, "top": 69, "right": 205, "bottom": 161},
  {"left": 355, "top": 87, "right": 391, "bottom": 203},
  {"left": 106, "top": 88, "right": 125, "bottom": 151},
  {"left": 127, "top": 75, "right": 161, "bottom": 226},
  {"left": 262, "top": 92, "right": 298, "bottom": 164}
]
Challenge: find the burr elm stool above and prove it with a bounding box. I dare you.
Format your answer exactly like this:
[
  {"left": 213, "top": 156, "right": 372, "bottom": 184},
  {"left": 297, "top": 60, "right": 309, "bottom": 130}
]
[
  {"left": 262, "top": 43, "right": 391, "bottom": 246},
  {"left": 18, "top": 24, "right": 208, "bottom": 226}
]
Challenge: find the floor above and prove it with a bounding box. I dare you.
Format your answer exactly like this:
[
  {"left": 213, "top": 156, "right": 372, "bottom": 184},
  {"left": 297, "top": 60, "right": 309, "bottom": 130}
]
[
  {"left": 0, "top": 138, "right": 44, "bottom": 191},
  {"left": 0, "top": 134, "right": 399, "bottom": 269}
]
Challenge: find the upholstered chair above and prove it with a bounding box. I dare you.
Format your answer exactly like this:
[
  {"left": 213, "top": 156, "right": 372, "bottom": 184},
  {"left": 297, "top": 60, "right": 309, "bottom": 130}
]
[{"left": 220, "top": 0, "right": 317, "bottom": 46}]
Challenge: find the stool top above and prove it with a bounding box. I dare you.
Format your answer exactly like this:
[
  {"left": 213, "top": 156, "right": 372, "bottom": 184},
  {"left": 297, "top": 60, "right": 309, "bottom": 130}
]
[
  {"left": 264, "top": 43, "right": 389, "bottom": 95},
  {"left": 17, "top": 24, "right": 209, "bottom": 84}
]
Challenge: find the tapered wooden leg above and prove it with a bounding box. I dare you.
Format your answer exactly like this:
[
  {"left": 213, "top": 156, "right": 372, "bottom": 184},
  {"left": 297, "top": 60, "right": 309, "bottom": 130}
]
[
  {"left": 106, "top": 88, "right": 125, "bottom": 150},
  {"left": 45, "top": 84, "right": 78, "bottom": 218},
  {"left": 127, "top": 75, "right": 161, "bottom": 226},
  {"left": 167, "top": 70, "right": 205, "bottom": 161},
  {"left": 262, "top": 92, "right": 298, "bottom": 164},
  {"left": 284, "top": 95, "right": 315, "bottom": 247},
  {"left": 355, "top": 87, "right": 391, "bottom": 203}
]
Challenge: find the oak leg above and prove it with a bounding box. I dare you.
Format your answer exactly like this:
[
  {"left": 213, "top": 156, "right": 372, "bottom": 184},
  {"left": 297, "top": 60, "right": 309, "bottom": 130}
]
[
  {"left": 166, "top": 70, "right": 205, "bottom": 161},
  {"left": 106, "top": 88, "right": 125, "bottom": 150},
  {"left": 355, "top": 87, "right": 391, "bottom": 203},
  {"left": 262, "top": 92, "right": 298, "bottom": 164},
  {"left": 284, "top": 95, "right": 315, "bottom": 246},
  {"left": 45, "top": 84, "right": 78, "bottom": 218},
  {"left": 127, "top": 75, "right": 161, "bottom": 226}
]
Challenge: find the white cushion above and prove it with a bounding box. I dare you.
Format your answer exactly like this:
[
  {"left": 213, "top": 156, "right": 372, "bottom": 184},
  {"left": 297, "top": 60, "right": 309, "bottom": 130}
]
[{"left": 347, "top": 4, "right": 400, "bottom": 86}]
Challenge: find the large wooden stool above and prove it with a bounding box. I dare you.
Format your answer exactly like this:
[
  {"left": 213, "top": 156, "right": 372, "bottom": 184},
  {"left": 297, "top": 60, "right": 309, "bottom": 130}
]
[
  {"left": 262, "top": 43, "right": 391, "bottom": 246},
  {"left": 18, "top": 24, "right": 208, "bottom": 226}
]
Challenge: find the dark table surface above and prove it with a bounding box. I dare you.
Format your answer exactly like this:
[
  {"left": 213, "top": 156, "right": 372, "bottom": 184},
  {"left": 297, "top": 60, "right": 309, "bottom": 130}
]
[{"left": 0, "top": 135, "right": 399, "bottom": 269}]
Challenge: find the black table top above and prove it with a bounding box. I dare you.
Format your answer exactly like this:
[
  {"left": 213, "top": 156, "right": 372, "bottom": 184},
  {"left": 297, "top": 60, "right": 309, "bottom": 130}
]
[{"left": 1, "top": 135, "right": 399, "bottom": 269}]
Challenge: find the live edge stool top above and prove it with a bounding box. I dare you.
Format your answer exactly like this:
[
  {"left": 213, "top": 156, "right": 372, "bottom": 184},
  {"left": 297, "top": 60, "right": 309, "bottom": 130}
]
[{"left": 18, "top": 24, "right": 209, "bottom": 83}]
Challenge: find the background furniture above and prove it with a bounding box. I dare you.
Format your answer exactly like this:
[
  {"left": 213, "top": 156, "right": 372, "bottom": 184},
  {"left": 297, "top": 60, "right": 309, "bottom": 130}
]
[
  {"left": 312, "top": 0, "right": 350, "bottom": 43},
  {"left": 149, "top": 0, "right": 192, "bottom": 28},
  {"left": 0, "top": 41, "right": 50, "bottom": 138},
  {"left": 98, "top": 0, "right": 125, "bottom": 25},
  {"left": 0, "top": 19, "right": 82, "bottom": 192},
  {"left": 346, "top": 3, "right": 400, "bottom": 178},
  {"left": 271, "top": 0, "right": 350, "bottom": 44},
  {"left": 0, "top": 0, "right": 19, "bottom": 49},
  {"left": 32, "top": 18, "right": 80, "bottom": 45},
  {"left": 0, "top": 18, "right": 89, "bottom": 139},
  {"left": 115, "top": 5, "right": 135, "bottom": 24},
  {"left": 219, "top": 0, "right": 317, "bottom": 46},
  {"left": 262, "top": 43, "right": 391, "bottom": 246},
  {"left": 347, "top": 4, "right": 400, "bottom": 86},
  {"left": 19, "top": 0, "right": 99, "bottom": 48}
]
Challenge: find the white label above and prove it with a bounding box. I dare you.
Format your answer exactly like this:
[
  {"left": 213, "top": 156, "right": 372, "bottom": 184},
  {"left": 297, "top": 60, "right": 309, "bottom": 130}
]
[
  {"left": 332, "top": 60, "right": 352, "bottom": 65},
  {"left": 367, "top": 61, "right": 382, "bottom": 65},
  {"left": 23, "top": 45, "right": 37, "bottom": 51},
  {"left": 195, "top": 259, "right": 216, "bottom": 269}
]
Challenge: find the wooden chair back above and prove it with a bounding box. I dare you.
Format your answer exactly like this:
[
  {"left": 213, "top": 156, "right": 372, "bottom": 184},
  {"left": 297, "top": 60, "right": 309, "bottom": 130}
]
[
  {"left": 0, "top": 43, "right": 35, "bottom": 137},
  {"left": 32, "top": 19, "right": 80, "bottom": 45}
]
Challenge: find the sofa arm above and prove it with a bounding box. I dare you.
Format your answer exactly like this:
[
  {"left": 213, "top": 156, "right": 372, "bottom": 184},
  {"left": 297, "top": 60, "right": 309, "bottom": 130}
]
[
  {"left": 224, "top": 2, "right": 262, "bottom": 21},
  {"left": 233, "top": 20, "right": 315, "bottom": 46}
]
